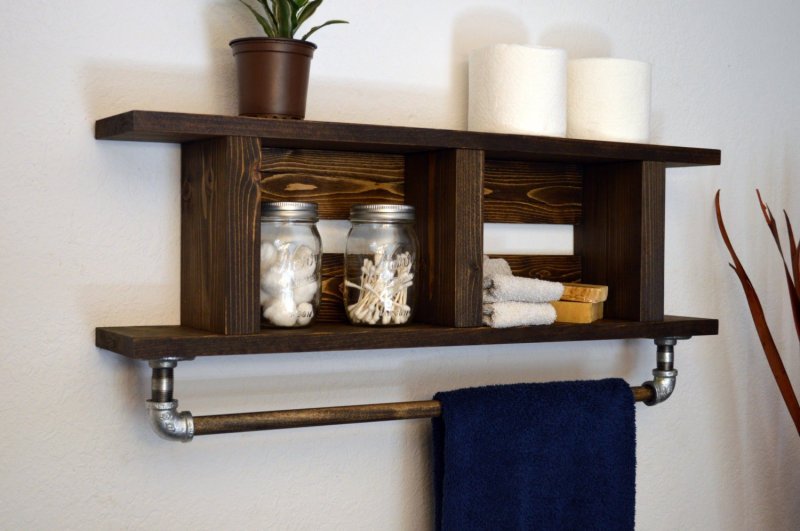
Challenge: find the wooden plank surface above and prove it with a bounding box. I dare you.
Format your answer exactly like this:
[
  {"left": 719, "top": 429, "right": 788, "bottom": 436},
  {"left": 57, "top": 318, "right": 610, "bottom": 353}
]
[
  {"left": 318, "top": 254, "right": 346, "bottom": 323},
  {"left": 181, "top": 136, "right": 261, "bottom": 335},
  {"left": 484, "top": 161, "right": 582, "bottom": 224},
  {"left": 96, "top": 111, "right": 721, "bottom": 167},
  {"left": 260, "top": 148, "right": 404, "bottom": 220},
  {"left": 405, "top": 149, "right": 483, "bottom": 327},
  {"left": 579, "top": 161, "right": 665, "bottom": 321},
  {"left": 96, "top": 316, "right": 719, "bottom": 359},
  {"left": 492, "top": 254, "right": 582, "bottom": 282}
]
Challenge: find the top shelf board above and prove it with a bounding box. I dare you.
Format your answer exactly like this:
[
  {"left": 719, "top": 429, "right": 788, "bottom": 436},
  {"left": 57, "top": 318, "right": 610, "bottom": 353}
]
[{"left": 96, "top": 111, "right": 721, "bottom": 167}]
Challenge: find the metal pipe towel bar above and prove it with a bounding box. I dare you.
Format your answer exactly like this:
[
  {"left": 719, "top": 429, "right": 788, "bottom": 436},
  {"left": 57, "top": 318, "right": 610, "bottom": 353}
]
[
  {"left": 191, "top": 387, "right": 655, "bottom": 436},
  {"left": 145, "top": 337, "right": 682, "bottom": 442}
]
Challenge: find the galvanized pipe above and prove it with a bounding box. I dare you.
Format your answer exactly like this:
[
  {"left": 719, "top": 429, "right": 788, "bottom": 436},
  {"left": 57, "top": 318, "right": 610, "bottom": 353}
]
[
  {"left": 642, "top": 337, "right": 681, "bottom": 406},
  {"left": 146, "top": 359, "right": 194, "bottom": 442},
  {"left": 151, "top": 367, "right": 174, "bottom": 403},
  {"left": 145, "top": 339, "right": 680, "bottom": 441},
  {"left": 191, "top": 387, "right": 656, "bottom": 436}
]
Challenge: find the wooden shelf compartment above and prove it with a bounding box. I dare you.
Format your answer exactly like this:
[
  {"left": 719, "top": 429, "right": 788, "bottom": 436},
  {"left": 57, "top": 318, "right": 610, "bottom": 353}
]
[{"left": 94, "top": 110, "right": 721, "bottom": 352}]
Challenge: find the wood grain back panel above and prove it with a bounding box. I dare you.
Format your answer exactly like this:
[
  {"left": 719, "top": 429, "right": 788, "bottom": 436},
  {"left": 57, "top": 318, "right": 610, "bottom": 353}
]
[
  {"left": 259, "top": 148, "right": 405, "bottom": 219},
  {"left": 483, "top": 160, "right": 582, "bottom": 224},
  {"left": 489, "top": 254, "right": 581, "bottom": 282},
  {"left": 318, "top": 253, "right": 346, "bottom": 323},
  {"left": 578, "top": 161, "right": 665, "bottom": 321}
]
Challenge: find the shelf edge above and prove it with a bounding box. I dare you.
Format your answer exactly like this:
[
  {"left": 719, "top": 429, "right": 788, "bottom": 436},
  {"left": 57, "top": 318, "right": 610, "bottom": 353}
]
[
  {"left": 94, "top": 110, "right": 721, "bottom": 167},
  {"left": 96, "top": 316, "right": 718, "bottom": 360}
]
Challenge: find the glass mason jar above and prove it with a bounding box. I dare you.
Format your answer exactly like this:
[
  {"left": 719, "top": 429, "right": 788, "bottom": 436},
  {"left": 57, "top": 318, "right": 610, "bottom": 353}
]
[
  {"left": 344, "top": 204, "right": 419, "bottom": 326},
  {"left": 260, "top": 202, "right": 322, "bottom": 328}
]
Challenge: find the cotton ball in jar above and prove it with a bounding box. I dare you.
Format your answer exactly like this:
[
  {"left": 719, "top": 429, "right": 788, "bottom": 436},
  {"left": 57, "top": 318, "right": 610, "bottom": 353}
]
[
  {"left": 296, "top": 302, "right": 314, "bottom": 326},
  {"left": 292, "top": 244, "right": 317, "bottom": 279},
  {"left": 261, "top": 268, "right": 292, "bottom": 298},
  {"left": 260, "top": 289, "right": 273, "bottom": 307},
  {"left": 293, "top": 279, "right": 319, "bottom": 304},
  {"left": 263, "top": 300, "right": 298, "bottom": 327},
  {"left": 260, "top": 242, "right": 277, "bottom": 274}
]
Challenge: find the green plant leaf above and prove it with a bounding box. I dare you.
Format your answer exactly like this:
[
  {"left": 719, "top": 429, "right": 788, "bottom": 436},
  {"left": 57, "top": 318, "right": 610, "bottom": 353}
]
[
  {"left": 296, "top": 0, "right": 323, "bottom": 28},
  {"left": 288, "top": 1, "right": 300, "bottom": 32},
  {"left": 301, "top": 19, "right": 348, "bottom": 41},
  {"left": 239, "top": 0, "right": 276, "bottom": 36},
  {"left": 274, "top": 0, "right": 295, "bottom": 37},
  {"left": 258, "top": 0, "right": 278, "bottom": 30},
  {"left": 293, "top": 0, "right": 309, "bottom": 8}
]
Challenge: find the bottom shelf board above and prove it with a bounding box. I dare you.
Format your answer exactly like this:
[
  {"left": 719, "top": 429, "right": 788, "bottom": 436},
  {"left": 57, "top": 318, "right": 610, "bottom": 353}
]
[{"left": 96, "top": 315, "right": 718, "bottom": 360}]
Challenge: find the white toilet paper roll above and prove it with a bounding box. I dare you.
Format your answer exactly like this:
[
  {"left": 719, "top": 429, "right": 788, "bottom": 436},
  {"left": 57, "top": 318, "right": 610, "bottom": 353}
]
[
  {"left": 468, "top": 44, "right": 567, "bottom": 137},
  {"left": 567, "top": 58, "right": 651, "bottom": 143}
]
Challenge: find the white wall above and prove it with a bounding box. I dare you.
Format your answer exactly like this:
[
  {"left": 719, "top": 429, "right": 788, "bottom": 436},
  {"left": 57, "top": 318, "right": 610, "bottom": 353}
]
[{"left": 1, "top": 0, "right": 798, "bottom": 528}]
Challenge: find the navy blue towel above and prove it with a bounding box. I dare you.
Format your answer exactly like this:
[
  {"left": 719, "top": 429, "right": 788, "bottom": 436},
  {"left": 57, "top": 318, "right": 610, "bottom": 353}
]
[{"left": 432, "top": 379, "right": 636, "bottom": 531}]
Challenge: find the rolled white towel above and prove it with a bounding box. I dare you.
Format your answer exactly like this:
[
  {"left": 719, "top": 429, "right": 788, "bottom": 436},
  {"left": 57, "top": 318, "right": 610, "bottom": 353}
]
[
  {"left": 483, "top": 255, "right": 513, "bottom": 285},
  {"left": 483, "top": 274, "right": 564, "bottom": 303},
  {"left": 482, "top": 302, "right": 556, "bottom": 328}
]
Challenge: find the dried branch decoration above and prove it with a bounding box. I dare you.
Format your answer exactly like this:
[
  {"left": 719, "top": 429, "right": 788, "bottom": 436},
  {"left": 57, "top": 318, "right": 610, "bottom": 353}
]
[{"left": 715, "top": 190, "right": 800, "bottom": 436}]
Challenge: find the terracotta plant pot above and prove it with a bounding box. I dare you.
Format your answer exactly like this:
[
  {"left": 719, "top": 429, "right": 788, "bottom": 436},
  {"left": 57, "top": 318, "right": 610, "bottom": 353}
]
[{"left": 230, "top": 37, "right": 316, "bottom": 119}]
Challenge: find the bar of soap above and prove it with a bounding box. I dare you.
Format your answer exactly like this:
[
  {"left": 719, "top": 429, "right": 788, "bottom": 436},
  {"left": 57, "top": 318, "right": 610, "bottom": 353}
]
[
  {"left": 551, "top": 300, "right": 604, "bottom": 323},
  {"left": 561, "top": 283, "right": 608, "bottom": 303}
]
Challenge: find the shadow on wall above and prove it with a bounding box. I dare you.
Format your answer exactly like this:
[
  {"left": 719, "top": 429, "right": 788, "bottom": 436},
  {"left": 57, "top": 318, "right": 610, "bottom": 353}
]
[
  {"left": 539, "top": 24, "right": 613, "bottom": 58},
  {"left": 98, "top": 348, "right": 151, "bottom": 442},
  {"left": 450, "top": 8, "right": 529, "bottom": 130},
  {"left": 397, "top": 340, "right": 648, "bottom": 401},
  {"left": 306, "top": 77, "right": 462, "bottom": 127},
  {"left": 307, "top": 8, "right": 531, "bottom": 129},
  {"left": 81, "top": 1, "right": 253, "bottom": 119},
  {"left": 538, "top": 24, "right": 667, "bottom": 141},
  {"left": 81, "top": 60, "right": 237, "bottom": 120}
]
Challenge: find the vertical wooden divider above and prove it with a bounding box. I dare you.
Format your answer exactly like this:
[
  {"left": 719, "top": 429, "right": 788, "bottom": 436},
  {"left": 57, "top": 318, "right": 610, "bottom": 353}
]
[
  {"left": 404, "top": 149, "right": 484, "bottom": 327},
  {"left": 180, "top": 136, "right": 262, "bottom": 335},
  {"left": 578, "top": 161, "right": 665, "bottom": 321}
]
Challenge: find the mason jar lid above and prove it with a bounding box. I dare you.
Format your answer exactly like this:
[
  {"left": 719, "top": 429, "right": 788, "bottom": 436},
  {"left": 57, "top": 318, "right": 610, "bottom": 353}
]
[
  {"left": 349, "top": 204, "right": 415, "bottom": 223},
  {"left": 260, "top": 201, "right": 319, "bottom": 222}
]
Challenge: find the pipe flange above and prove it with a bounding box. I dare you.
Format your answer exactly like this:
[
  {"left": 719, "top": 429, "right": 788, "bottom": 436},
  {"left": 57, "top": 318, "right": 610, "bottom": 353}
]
[
  {"left": 654, "top": 336, "right": 689, "bottom": 346},
  {"left": 148, "top": 357, "right": 194, "bottom": 369}
]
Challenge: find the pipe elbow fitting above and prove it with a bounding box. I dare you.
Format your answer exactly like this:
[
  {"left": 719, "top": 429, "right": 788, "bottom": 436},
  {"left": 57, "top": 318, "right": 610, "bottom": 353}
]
[
  {"left": 147, "top": 400, "right": 194, "bottom": 442},
  {"left": 643, "top": 368, "right": 678, "bottom": 406}
]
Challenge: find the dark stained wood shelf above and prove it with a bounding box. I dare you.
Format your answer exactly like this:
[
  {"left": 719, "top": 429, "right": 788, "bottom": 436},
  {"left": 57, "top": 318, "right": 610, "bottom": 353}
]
[
  {"left": 94, "top": 110, "right": 720, "bottom": 363},
  {"left": 96, "top": 316, "right": 718, "bottom": 360},
  {"left": 96, "top": 110, "right": 720, "bottom": 167}
]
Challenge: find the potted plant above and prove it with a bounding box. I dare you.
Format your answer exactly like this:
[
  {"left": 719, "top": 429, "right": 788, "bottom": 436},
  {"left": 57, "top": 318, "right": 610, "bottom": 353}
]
[{"left": 231, "top": 0, "right": 347, "bottom": 118}]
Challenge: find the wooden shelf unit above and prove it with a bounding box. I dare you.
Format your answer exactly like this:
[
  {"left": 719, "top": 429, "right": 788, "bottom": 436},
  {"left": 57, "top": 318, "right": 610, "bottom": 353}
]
[{"left": 95, "top": 110, "right": 721, "bottom": 358}]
